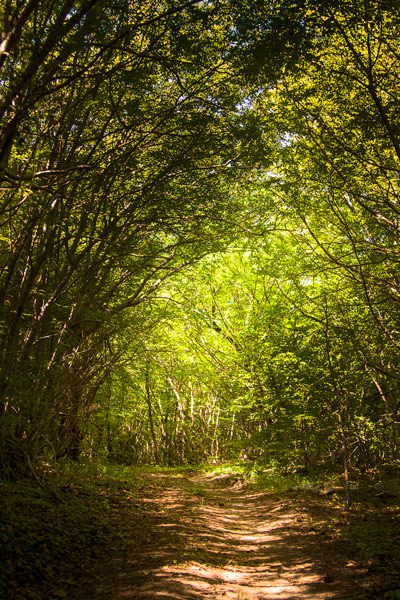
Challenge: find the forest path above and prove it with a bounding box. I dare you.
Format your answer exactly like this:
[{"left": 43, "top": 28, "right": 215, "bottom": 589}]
[{"left": 80, "top": 471, "right": 367, "bottom": 600}]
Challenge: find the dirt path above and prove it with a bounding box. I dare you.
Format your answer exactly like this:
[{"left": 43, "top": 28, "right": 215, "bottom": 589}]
[{"left": 80, "top": 471, "right": 369, "bottom": 599}]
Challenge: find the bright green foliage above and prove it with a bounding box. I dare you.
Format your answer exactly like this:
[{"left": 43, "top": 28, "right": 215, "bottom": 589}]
[
  {"left": 97, "top": 225, "right": 398, "bottom": 470},
  {"left": 0, "top": 0, "right": 266, "bottom": 475},
  {"left": 1, "top": 1, "right": 400, "bottom": 479}
]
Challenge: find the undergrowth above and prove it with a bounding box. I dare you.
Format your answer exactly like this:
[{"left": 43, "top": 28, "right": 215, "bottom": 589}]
[
  {"left": 0, "top": 460, "right": 145, "bottom": 599},
  {"left": 199, "top": 460, "right": 318, "bottom": 492}
]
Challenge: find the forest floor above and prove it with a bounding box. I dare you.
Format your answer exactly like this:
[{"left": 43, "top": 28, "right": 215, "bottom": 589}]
[{"left": 2, "top": 465, "right": 400, "bottom": 599}]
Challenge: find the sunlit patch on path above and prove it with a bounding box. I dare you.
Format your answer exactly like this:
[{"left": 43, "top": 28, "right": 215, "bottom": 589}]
[{"left": 83, "top": 472, "right": 367, "bottom": 599}]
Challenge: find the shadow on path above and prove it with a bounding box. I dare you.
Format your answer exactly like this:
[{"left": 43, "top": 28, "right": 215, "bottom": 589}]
[{"left": 80, "top": 472, "right": 368, "bottom": 599}]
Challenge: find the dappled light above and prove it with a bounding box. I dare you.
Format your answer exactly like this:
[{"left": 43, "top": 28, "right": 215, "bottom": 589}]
[{"left": 82, "top": 473, "right": 369, "bottom": 599}]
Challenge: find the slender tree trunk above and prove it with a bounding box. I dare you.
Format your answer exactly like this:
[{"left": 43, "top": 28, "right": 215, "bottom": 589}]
[
  {"left": 145, "top": 359, "right": 159, "bottom": 463},
  {"left": 336, "top": 397, "right": 351, "bottom": 509},
  {"left": 323, "top": 301, "right": 351, "bottom": 509}
]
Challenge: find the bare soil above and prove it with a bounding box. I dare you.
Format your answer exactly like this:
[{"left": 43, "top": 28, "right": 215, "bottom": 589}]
[{"left": 77, "top": 471, "right": 375, "bottom": 599}]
